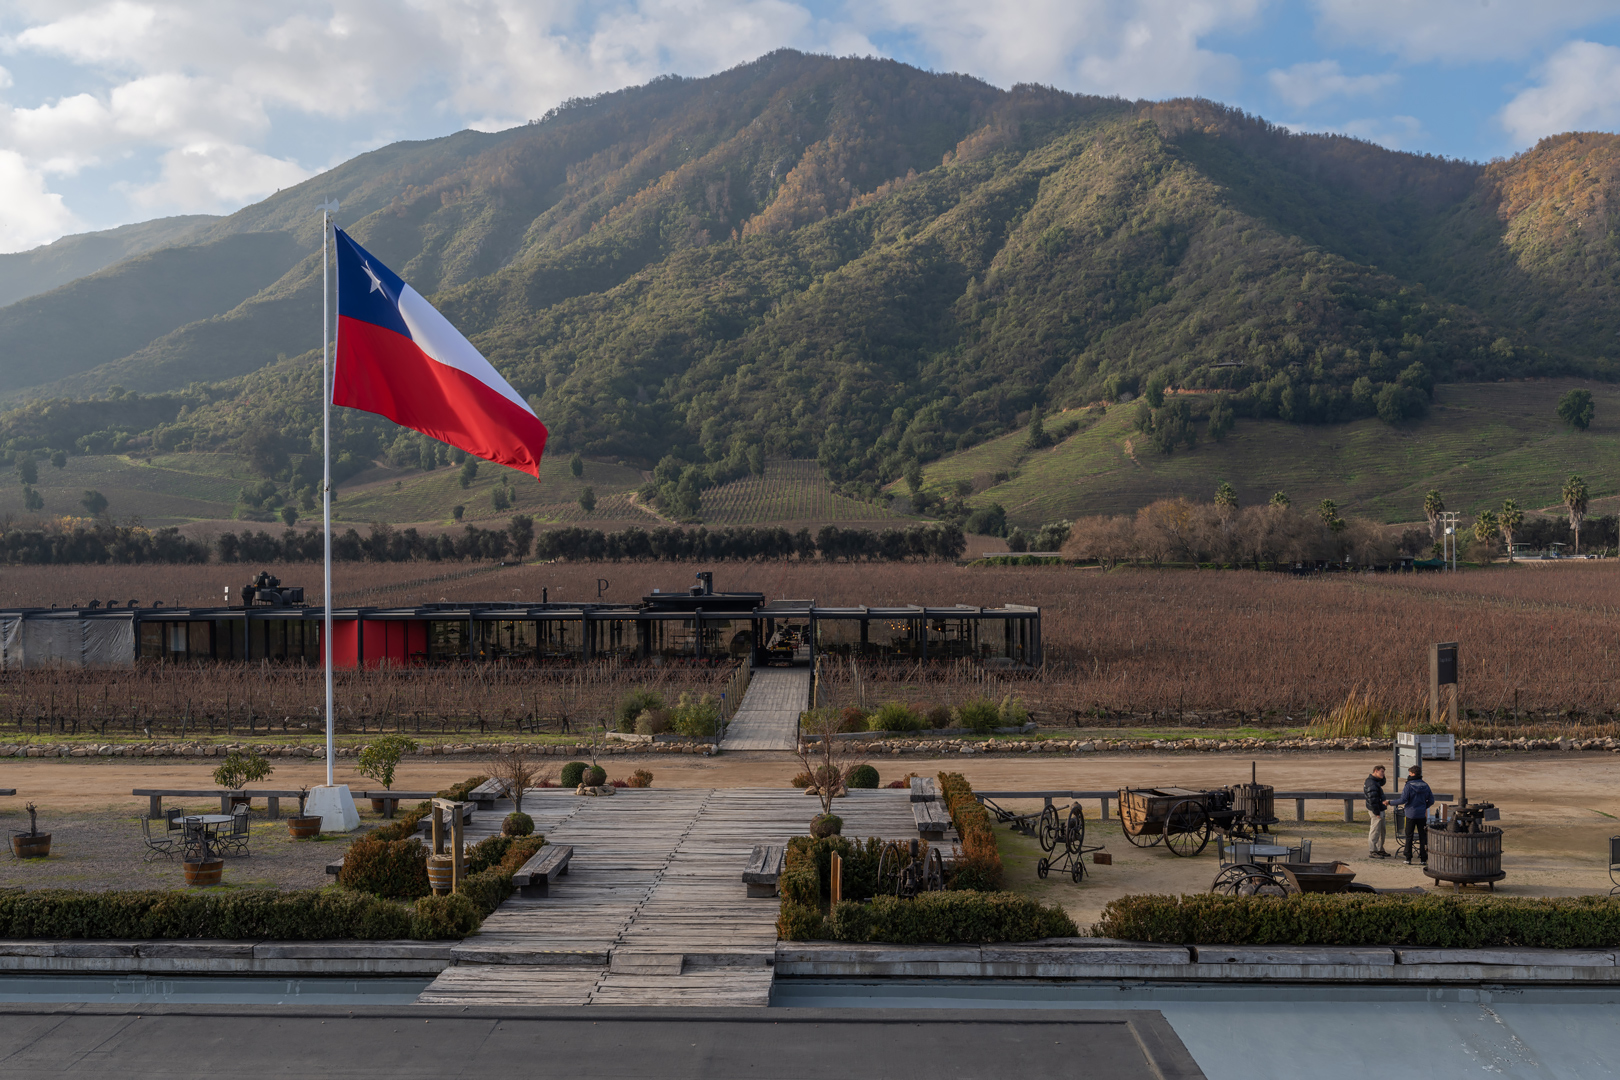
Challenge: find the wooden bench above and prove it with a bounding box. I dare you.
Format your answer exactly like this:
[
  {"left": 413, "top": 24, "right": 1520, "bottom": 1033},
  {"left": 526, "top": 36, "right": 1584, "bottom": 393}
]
[
  {"left": 743, "top": 844, "right": 786, "bottom": 898},
  {"left": 133, "top": 788, "right": 307, "bottom": 819},
  {"left": 513, "top": 844, "right": 573, "bottom": 898},
  {"left": 909, "top": 776, "right": 938, "bottom": 803},
  {"left": 913, "top": 799, "right": 950, "bottom": 840},
  {"left": 0, "top": 789, "right": 15, "bottom": 797},
  {"left": 468, "top": 778, "right": 508, "bottom": 810}
]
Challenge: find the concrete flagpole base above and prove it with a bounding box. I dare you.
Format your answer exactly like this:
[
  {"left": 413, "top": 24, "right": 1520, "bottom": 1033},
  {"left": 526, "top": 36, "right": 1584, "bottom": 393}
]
[{"left": 305, "top": 785, "right": 360, "bottom": 833}]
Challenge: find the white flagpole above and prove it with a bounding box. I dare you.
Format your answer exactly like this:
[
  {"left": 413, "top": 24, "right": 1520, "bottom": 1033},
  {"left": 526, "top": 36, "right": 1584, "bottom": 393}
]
[{"left": 319, "top": 201, "right": 339, "bottom": 788}]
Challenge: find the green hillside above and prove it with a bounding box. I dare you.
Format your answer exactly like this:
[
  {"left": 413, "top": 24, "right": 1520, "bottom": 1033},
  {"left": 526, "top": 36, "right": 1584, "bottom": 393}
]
[
  {"left": 0, "top": 215, "right": 219, "bottom": 309},
  {"left": 5, "top": 51, "right": 1620, "bottom": 528},
  {"left": 907, "top": 378, "right": 1620, "bottom": 527}
]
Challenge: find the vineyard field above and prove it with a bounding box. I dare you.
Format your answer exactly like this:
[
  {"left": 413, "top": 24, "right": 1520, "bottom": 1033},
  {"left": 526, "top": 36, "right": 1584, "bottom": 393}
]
[{"left": 700, "top": 459, "right": 914, "bottom": 526}]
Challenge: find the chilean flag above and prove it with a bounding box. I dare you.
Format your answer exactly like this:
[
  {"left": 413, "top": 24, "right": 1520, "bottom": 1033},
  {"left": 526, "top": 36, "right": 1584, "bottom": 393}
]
[{"left": 332, "top": 228, "right": 547, "bottom": 478}]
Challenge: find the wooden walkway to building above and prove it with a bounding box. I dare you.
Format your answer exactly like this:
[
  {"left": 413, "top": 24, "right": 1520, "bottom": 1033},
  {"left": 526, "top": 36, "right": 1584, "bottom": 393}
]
[
  {"left": 417, "top": 786, "right": 941, "bottom": 1007},
  {"left": 718, "top": 667, "right": 809, "bottom": 751}
]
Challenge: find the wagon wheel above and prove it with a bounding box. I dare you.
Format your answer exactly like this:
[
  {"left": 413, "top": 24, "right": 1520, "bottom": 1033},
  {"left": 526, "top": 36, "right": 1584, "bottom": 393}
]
[
  {"left": 1062, "top": 804, "right": 1086, "bottom": 852},
  {"left": 1121, "top": 814, "right": 1161, "bottom": 847},
  {"left": 876, "top": 842, "right": 906, "bottom": 897},
  {"left": 1069, "top": 856, "right": 1085, "bottom": 883},
  {"left": 922, "top": 847, "right": 944, "bottom": 893},
  {"left": 1163, "top": 799, "right": 1211, "bottom": 858},
  {"left": 1038, "top": 805, "right": 1061, "bottom": 853},
  {"left": 1037, "top": 857, "right": 1050, "bottom": 879},
  {"left": 1211, "top": 864, "right": 1256, "bottom": 895},
  {"left": 1235, "top": 871, "right": 1287, "bottom": 898}
]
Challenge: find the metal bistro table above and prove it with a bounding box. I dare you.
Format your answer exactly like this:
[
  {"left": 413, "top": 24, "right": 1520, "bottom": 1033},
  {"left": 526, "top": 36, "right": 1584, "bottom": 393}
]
[{"left": 182, "top": 815, "right": 233, "bottom": 860}]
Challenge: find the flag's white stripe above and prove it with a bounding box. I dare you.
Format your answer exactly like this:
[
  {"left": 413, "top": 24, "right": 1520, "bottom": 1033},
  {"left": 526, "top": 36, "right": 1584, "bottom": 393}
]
[{"left": 396, "top": 283, "right": 535, "bottom": 416}]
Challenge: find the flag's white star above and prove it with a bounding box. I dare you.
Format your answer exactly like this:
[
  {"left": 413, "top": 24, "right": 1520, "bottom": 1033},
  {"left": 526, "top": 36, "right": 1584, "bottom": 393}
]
[{"left": 362, "top": 261, "right": 384, "bottom": 294}]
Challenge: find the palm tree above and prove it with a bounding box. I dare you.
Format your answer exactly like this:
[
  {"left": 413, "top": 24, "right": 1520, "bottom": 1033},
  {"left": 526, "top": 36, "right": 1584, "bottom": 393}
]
[
  {"left": 1423, "top": 489, "right": 1445, "bottom": 546},
  {"left": 1473, "top": 510, "right": 1499, "bottom": 559},
  {"left": 1562, "top": 474, "right": 1590, "bottom": 555},
  {"left": 1498, "top": 499, "right": 1524, "bottom": 560},
  {"left": 1214, "top": 482, "right": 1238, "bottom": 509},
  {"left": 1269, "top": 491, "right": 1290, "bottom": 509}
]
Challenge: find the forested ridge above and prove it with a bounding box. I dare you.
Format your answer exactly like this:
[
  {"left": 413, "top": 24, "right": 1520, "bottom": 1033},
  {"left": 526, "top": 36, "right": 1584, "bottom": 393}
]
[{"left": 3, "top": 49, "right": 1619, "bottom": 508}]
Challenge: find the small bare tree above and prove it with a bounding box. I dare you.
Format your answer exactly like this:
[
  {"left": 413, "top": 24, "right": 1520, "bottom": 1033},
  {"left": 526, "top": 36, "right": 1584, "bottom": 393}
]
[
  {"left": 796, "top": 708, "right": 867, "bottom": 820},
  {"left": 489, "top": 744, "right": 543, "bottom": 814}
]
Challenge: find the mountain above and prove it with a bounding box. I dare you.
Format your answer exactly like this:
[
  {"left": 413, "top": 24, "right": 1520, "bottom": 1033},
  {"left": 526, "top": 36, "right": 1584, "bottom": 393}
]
[
  {"left": 3, "top": 50, "right": 1620, "bottom": 519},
  {"left": 0, "top": 215, "right": 219, "bottom": 309}
]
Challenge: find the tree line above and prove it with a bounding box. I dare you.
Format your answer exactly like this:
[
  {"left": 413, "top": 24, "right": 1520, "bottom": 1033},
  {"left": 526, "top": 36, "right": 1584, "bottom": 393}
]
[{"left": 0, "top": 517, "right": 967, "bottom": 566}]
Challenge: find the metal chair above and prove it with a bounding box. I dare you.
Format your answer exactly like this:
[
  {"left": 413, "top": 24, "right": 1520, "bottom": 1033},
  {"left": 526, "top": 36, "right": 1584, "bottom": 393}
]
[
  {"left": 140, "top": 815, "right": 179, "bottom": 861},
  {"left": 217, "top": 806, "right": 251, "bottom": 857},
  {"left": 181, "top": 818, "right": 213, "bottom": 861},
  {"left": 1609, "top": 837, "right": 1620, "bottom": 896}
]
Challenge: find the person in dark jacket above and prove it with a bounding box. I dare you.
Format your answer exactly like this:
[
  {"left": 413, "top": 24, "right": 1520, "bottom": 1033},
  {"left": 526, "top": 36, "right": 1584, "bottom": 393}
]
[
  {"left": 1363, "top": 765, "right": 1390, "bottom": 858},
  {"left": 1390, "top": 765, "right": 1435, "bottom": 865}
]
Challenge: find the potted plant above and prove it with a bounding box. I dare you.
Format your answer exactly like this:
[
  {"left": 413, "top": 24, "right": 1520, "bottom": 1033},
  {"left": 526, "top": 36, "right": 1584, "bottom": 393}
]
[
  {"left": 212, "top": 750, "right": 273, "bottom": 807},
  {"left": 357, "top": 734, "right": 419, "bottom": 812},
  {"left": 287, "top": 786, "right": 321, "bottom": 838},
  {"left": 426, "top": 854, "right": 455, "bottom": 895},
  {"left": 11, "top": 803, "right": 50, "bottom": 859},
  {"left": 182, "top": 825, "right": 224, "bottom": 887}
]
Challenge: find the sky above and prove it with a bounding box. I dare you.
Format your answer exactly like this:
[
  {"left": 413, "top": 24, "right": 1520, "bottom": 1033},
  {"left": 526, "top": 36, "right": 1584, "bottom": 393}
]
[{"left": 1, "top": 0, "right": 1618, "bottom": 253}]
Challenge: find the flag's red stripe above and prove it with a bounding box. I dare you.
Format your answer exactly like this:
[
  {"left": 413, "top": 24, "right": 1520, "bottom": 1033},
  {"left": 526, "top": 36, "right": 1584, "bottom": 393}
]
[{"left": 334, "top": 316, "right": 547, "bottom": 479}]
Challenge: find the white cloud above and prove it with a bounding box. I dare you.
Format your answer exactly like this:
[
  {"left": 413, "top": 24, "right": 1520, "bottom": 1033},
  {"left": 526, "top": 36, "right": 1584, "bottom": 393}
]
[
  {"left": 1268, "top": 60, "right": 1396, "bottom": 109},
  {"left": 864, "top": 0, "right": 1263, "bottom": 100},
  {"left": 125, "top": 142, "right": 314, "bottom": 213},
  {"left": 0, "top": 150, "right": 84, "bottom": 252},
  {"left": 1312, "top": 0, "right": 1618, "bottom": 64},
  {"left": 1500, "top": 40, "right": 1620, "bottom": 143}
]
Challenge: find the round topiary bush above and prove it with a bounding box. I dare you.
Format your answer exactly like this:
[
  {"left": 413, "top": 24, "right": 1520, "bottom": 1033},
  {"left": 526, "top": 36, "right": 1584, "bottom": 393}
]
[
  {"left": 560, "top": 761, "right": 589, "bottom": 787},
  {"left": 582, "top": 764, "right": 607, "bottom": 787},
  {"left": 502, "top": 811, "right": 534, "bottom": 837},
  {"left": 810, "top": 813, "right": 843, "bottom": 838},
  {"left": 846, "top": 764, "right": 880, "bottom": 789}
]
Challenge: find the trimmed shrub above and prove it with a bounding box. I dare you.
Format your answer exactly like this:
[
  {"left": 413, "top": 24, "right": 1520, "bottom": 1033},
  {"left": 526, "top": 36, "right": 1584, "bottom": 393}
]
[
  {"left": 846, "top": 764, "right": 880, "bottom": 789},
  {"left": 635, "top": 708, "right": 672, "bottom": 735},
  {"left": 1094, "top": 893, "right": 1620, "bottom": 948},
  {"left": 776, "top": 897, "right": 825, "bottom": 940},
  {"left": 672, "top": 693, "right": 720, "bottom": 737},
  {"left": 779, "top": 888, "right": 1075, "bottom": 944},
  {"left": 337, "top": 838, "right": 430, "bottom": 898},
  {"left": 955, "top": 698, "right": 1001, "bottom": 733},
  {"left": 560, "top": 761, "right": 589, "bottom": 787},
  {"left": 924, "top": 705, "right": 950, "bottom": 729},
  {"left": 626, "top": 769, "right": 654, "bottom": 788},
  {"left": 998, "top": 695, "right": 1030, "bottom": 727},
  {"left": 582, "top": 764, "right": 607, "bottom": 787},
  {"left": 410, "top": 893, "right": 481, "bottom": 939},
  {"left": 0, "top": 888, "right": 418, "bottom": 941},
  {"left": 837, "top": 706, "right": 868, "bottom": 733},
  {"left": 868, "top": 702, "right": 923, "bottom": 732},
  {"left": 459, "top": 836, "right": 546, "bottom": 915},
  {"left": 810, "top": 813, "right": 843, "bottom": 838},
  {"left": 502, "top": 812, "right": 534, "bottom": 837},
  {"left": 616, "top": 688, "right": 664, "bottom": 728},
  {"left": 938, "top": 772, "right": 1002, "bottom": 891}
]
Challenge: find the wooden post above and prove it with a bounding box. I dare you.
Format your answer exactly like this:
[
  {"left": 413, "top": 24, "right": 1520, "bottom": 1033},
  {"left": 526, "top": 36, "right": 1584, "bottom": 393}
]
[
  {"left": 829, "top": 851, "right": 842, "bottom": 904},
  {"left": 431, "top": 804, "right": 444, "bottom": 856},
  {"left": 1343, "top": 799, "right": 1354, "bottom": 823},
  {"left": 451, "top": 808, "right": 464, "bottom": 894},
  {"left": 1100, "top": 796, "right": 1108, "bottom": 821},
  {"left": 1431, "top": 642, "right": 1458, "bottom": 730}
]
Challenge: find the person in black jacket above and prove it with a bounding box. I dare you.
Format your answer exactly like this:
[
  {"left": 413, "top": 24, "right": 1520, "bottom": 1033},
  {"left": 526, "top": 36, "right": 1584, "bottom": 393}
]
[
  {"left": 1363, "top": 765, "right": 1390, "bottom": 858},
  {"left": 1390, "top": 765, "right": 1436, "bottom": 865}
]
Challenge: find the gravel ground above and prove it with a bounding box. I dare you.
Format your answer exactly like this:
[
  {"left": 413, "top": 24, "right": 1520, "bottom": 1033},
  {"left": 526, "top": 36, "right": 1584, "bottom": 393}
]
[{"left": 0, "top": 806, "right": 372, "bottom": 892}]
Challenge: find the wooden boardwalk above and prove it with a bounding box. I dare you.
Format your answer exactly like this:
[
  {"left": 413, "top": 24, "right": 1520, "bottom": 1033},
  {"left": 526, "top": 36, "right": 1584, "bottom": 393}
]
[
  {"left": 719, "top": 667, "right": 809, "bottom": 751},
  {"left": 417, "top": 786, "right": 940, "bottom": 1007}
]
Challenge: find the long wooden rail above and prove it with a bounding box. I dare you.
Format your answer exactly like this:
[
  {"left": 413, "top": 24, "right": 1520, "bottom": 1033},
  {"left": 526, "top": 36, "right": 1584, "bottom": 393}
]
[{"left": 974, "top": 790, "right": 1455, "bottom": 823}]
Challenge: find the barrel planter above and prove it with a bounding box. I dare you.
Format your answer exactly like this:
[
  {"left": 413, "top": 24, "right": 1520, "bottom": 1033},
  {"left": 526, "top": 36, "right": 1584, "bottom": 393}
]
[
  {"left": 1424, "top": 825, "right": 1504, "bottom": 888},
  {"left": 183, "top": 857, "right": 225, "bottom": 887},
  {"left": 10, "top": 833, "right": 51, "bottom": 859},
  {"left": 426, "top": 854, "right": 455, "bottom": 895},
  {"left": 287, "top": 815, "right": 322, "bottom": 839},
  {"left": 369, "top": 798, "right": 389, "bottom": 814}
]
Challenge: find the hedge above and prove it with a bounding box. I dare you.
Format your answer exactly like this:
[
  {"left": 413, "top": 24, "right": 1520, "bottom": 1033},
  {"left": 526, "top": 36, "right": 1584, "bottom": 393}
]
[
  {"left": 936, "top": 772, "right": 1002, "bottom": 891},
  {"left": 780, "top": 891, "right": 1077, "bottom": 943},
  {"left": 776, "top": 831, "right": 1072, "bottom": 943},
  {"left": 1095, "top": 893, "right": 1620, "bottom": 948},
  {"left": 0, "top": 888, "right": 472, "bottom": 940}
]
